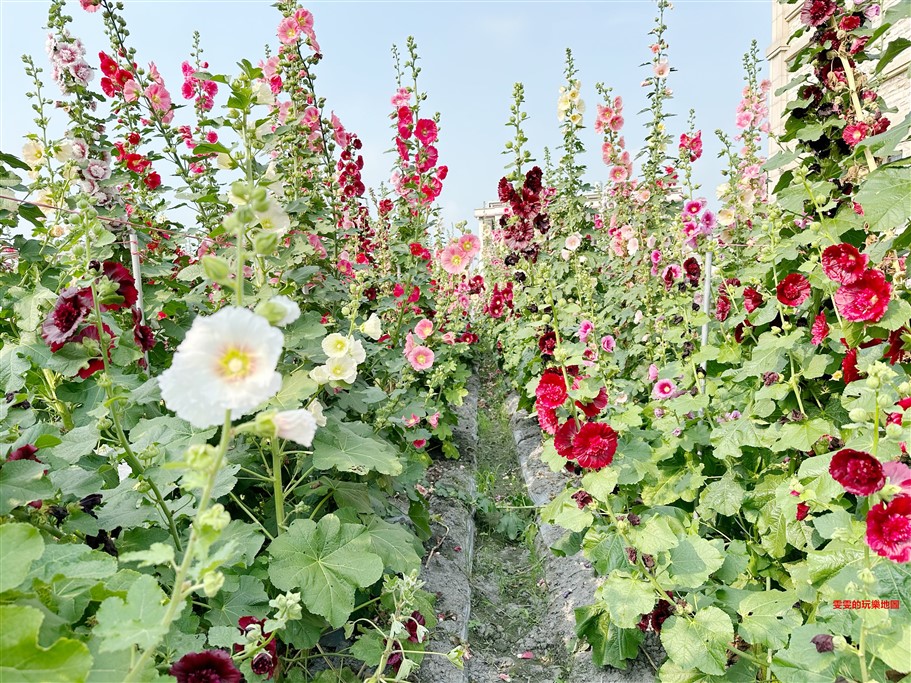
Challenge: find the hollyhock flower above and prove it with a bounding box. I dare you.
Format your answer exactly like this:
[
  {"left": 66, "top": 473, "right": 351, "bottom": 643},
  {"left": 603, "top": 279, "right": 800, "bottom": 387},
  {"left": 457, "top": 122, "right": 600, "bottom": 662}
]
[
  {"left": 143, "top": 172, "right": 161, "bottom": 190},
  {"left": 601, "top": 335, "right": 616, "bottom": 353},
  {"left": 609, "top": 165, "right": 629, "bottom": 183},
  {"left": 268, "top": 296, "right": 301, "bottom": 327},
  {"left": 866, "top": 495, "right": 911, "bottom": 563},
  {"left": 362, "top": 313, "right": 383, "bottom": 340},
  {"left": 883, "top": 461, "right": 911, "bottom": 496},
  {"left": 277, "top": 16, "right": 301, "bottom": 44},
  {"left": 701, "top": 210, "right": 717, "bottom": 231},
  {"left": 653, "top": 60, "right": 670, "bottom": 77},
  {"left": 535, "top": 372, "right": 568, "bottom": 409},
  {"left": 320, "top": 355, "right": 357, "bottom": 383},
  {"left": 821, "top": 243, "right": 868, "bottom": 284},
  {"left": 414, "top": 318, "right": 434, "bottom": 339},
  {"left": 833, "top": 269, "right": 892, "bottom": 323},
  {"left": 100, "top": 261, "right": 138, "bottom": 312},
  {"left": 811, "top": 313, "right": 829, "bottom": 345},
  {"left": 662, "top": 264, "right": 682, "bottom": 290},
  {"left": 842, "top": 122, "right": 869, "bottom": 147},
  {"left": 648, "top": 364, "right": 659, "bottom": 381},
  {"left": 7, "top": 444, "right": 40, "bottom": 462},
  {"left": 145, "top": 83, "right": 171, "bottom": 113},
  {"left": 715, "top": 296, "right": 731, "bottom": 322},
  {"left": 577, "top": 387, "right": 609, "bottom": 418},
  {"left": 41, "top": 286, "right": 94, "bottom": 351},
  {"left": 565, "top": 234, "right": 582, "bottom": 252},
  {"left": 134, "top": 323, "right": 156, "bottom": 352},
  {"left": 776, "top": 273, "right": 811, "bottom": 307},
  {"left": 536, "top": 401, "right": 559, "bottom": 435},
  {"left": 843, "top": 347, "right": 861, "bottom": 384},
  {"left": 414, "top": 118, "right": 438, "bottom": 145},
  {"left": 322, "top": 333, "right": 351, "bottom": 358},
  {"left": 683, "top": 257, "right": 701, "bottom": 285},
  {"left": 743, "top": 287, "right": 764, "bottom": 313},
  {"left": 573, "top": 422, "right": 618, "bottom": 470},
  {"left": 572, "top": 490, "right": 594, "bottom": 508},
  {"left": 407, "top": 346, "right": 434, "bottom": 371},
  {"left": 440, "top": 245, "right": 469, "bottom": 275},
  {"left": 830, "top": 449, "right": 885, "bottom": 495},
  {"left": 170, "top": 650, "right": 242, "bottom": 683},
  {"left": 538, "top": 330, "right": 557, "bottom": 356},
  {"left": 273, "top": 408, "right": 317, "bottom": 446},
  {"left": 796, "top": 502, "right": 810, "bottom": 521},
  {"left": 683, "top": 199, "right": 704, "bottom": 217},
  {"left": 554, "top": 419, "right": 581, "bottom": 458},
  {"left": 158, "top": 308, "right": 283, "bottom": 429},
  {"left": 652, "top": 378, "right": 676, "bottom": 400},
  {"left": 800, "top": 0, "right": 837, "bottom": 26},
  {"left": 578, "top": 320, "right": 595, "bottom": 343},
  {"left": 457, "top": 233, "right": 481, "bottom": 258}
]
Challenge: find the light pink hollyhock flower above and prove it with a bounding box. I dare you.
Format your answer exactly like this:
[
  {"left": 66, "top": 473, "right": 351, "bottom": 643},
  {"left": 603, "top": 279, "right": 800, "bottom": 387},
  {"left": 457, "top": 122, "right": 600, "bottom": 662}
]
[
  {"left": 404, "top": 413, "right": 420, "bottom": 427},
  {"left": 428, "top": 412, "right": 441, "bottom": 428},
  {"left": 415, "top": 318, "right": 434, "bottom": 339},
  {"left": 601, "top": 335, "right": 616, "bottom": 353},
  {"left": 391, "top": 87, "right": 411, "bottom": 107},
  {"left": 578, "top": 320, "right": 594, "bottom": 343},
  {"left": 407, "top": 345, "right": 435, "bottom": 371},
  {"left": 458, "top": 233, "right": 481, "bottom": 258},
  {"left": 627, "top": 238, "right": 640, "bottom": 255},
  {"left": 404, "top": 332, "right": 416, "bottom": 355},
  {"left": 884, "top": 461, "right": 911, "bottom": 496},
  {"left": 565, "top": 234, "right": 582, "bottom": 251},
  {"left": 123, "top": 79, "right": 139, "bottom": 102},
  {"left": 652, "top": 378, "right": 677, "bottom": 400},
  {"left": 145, "top": 83, "right": 171, "bottom": 113},
  {"left": 441, "top": 332, "right": 456, "bottom": 344},
  {"left": 308, "top": 233, "right": 327, "bottom": 258},
  {"left": 278, "top": 16, "right": 301, "bottom": 44},
  {"left": 610, "top": 165, "right": 629, "bottom": 183},
  {"left": 653, "top": 60, "right": 670, "bottom": 77},
  {"left": 440, "top": 245, "right": 469, "bottom": 274},
  {"left": 648, "top": 364, "right": 659, "bottom": 381}
]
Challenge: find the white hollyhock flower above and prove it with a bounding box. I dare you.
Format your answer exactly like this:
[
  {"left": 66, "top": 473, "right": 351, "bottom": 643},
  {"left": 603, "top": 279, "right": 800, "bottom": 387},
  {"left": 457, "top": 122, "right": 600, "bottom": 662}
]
[
  {"left": 307, "top": 400, "right": 327, "bottom": 427},
  {"left": 717, "top": 208, "right": 736, "bottom": 227},
  {"left": 348, "top": 338, "right": 366, "bottom": 364},
  {"left": 322, "top": 333, "right": 350, "bottom": 358},
  {"left": 22, "top": 140, "right": 45, "bottom": 168},
  {"left": 274, "top": 409, "right": 317, "bottom": 446},
  {"left": 270, "top": 296, "right": 300, "bottom": 327},
  {"left": 325, "top": 355, "right": 357, "bottom": 383},
  {"left": 565, "top": 234, "right": 582, "bottom": 251},
  {"left": 362, "top": 313, "right": 383, "bottom": 340},
  {"left": 309, "top": 365, "right": 330, "bottom": 385},
  {"left": 159, "top": 307, "right": 284, "bottom": 428}
]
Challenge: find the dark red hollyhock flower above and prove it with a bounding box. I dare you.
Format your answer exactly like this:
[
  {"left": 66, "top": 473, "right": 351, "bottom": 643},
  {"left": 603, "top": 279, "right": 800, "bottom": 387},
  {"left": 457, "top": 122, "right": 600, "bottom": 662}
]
[
  {"left": 71, "top": 323, "right": 115, "bottom": 379},
  {"left": 866, "top": 494, "right": 911, "bottom": 563},
  {"left": 538, "top": 330, "right": 557, "bottom": 356},
  {"left": 796, "top": 502, "right": 810, "bottom": 521},
  {"left": 885, "top": 327, "right": 910, "bottom": 365},
  {"left": 719, "top": 277, "right": 741, "bottom": 296},
  {"left": 572, "top": 422, "right": 618, "bottom": 470},
  {"left": 842, "top": 347, "right": 861, "bottom": 384},
  {"left": 41, "top": 287, "right": 95, "bottom": 351},
  {"left": 100, "top": 261, "right": 138, "bottom": 312},
  {"left": 134, "top": 324, "right": 156, "bottom": 352},
  {"left": 839, "top": 14, "right": 861, "bottom": 31},
  {"left": 683, "top": 257, "right": 701, "bottom": 285},
  {"left": 169, "top": 650, "right": 242, "bottom": 683},
  {"left": 637, "top": 594, "right": 675, "bottom": 633},
  {"left": 536, "top": 400, "right": 559, "bottom": 435},
  {"left": 235, "top": 617, "right": 278, "bottom": 679},
  {"left": 487, "top": 294, "right": 505, "bottom": 319},
  {"left": 811, "top": 312, "right": 829, "bottom": 345},
  {"left": 536, "top": 371, "right": 568, "bottom": 409},
  {"left": 7, "top": 444, "right": 39, "bottom": 462},
  {"left": 143, "top": 172, "right": 161, "bottom": 190},
  {"left": 829, "top": 448, "right": 885, "bottom": 496},
  {"left": 405, "top": 611, "right": 426, "bottom": 643},
  {"left": 811, "top": 634, "right": 835, "bottom": 653},
  {"left": 833, "top": 269, "right": 892, "bottom": 323},
  {"left": 458, "top": 332, "right": 479, "bottom": 344},
  {"left": 743, "top": 287, "right": 764, "bottom": 313},
  {"left": 572, "top": 490, "right": 593, "bottom": 508},
  {"left": 821, "top": 243, "right": 868, "bottom": 285},
  {"left": 384, "top": 641, "right": 404, "bottom": 673},
  {"left": 554, "top": 419, "right": 581, "bottom": 459},
  {"left": 576, "top": 387, "right": 608, "bottom": 418},
  {"left": 800, "top": 0, "right": 837, "bottom": 26},
  {"left": 776, "top": 273, "right": 811, "bottom": 307},
  {"left": 715, "top": 295, "right": 731, "bottom": 322}
]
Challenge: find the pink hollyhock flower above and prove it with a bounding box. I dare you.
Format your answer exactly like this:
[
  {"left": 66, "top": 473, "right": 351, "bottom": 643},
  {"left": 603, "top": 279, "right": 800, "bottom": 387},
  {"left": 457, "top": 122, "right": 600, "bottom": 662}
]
[
  {"left": 830, "top": 448, "right": 885, "bottom": 495},
  {"left": 609, "top": 166, "right": 629, "bottom": 183},
  {"left": 407, "top": 345, "right": 435, "bottom": 371},
  {"left": 683, "top": 199, "right": 704, "bottom": 217},
  {"left": 883, "top": 461, "right": 911, "bottom": 496},
  {"left": 535, "top": 371, "right": 568, "bottom": 409},
  {"left": 653, "top": 60, "right": 670, "bottom": 77},
  {"left": 572, "top": 422, "right": 618, "bottom": 470},
  {"left": 414, "top": 119, "right": 438, "bottom": 145},
  {"left": 441, "top": 331, "right": 456, "bottom": 345},
  {"left": 652, "top": 379, "right": 676, "bottom": 400},
  {"left": 650, "top": 249, "right": 662, "bottom": 265},
  {"left": 277, "top": 16, "right": 301, "bottom": 44},
  {"left": 648, "top": 364, "right": 659, "bottom": 381},
  {"left": 842, "top": 122, "right": 869, "bottom": 147},
  {"left": 79, "top": 0, "right": 101, "bottom": 11},
  {"left": 833, "top": 268, "right": 892, "bottom": 323},
  {"left": 308, "top": 234, "right": 328, "bottom": 258},
  {"left": 404, "top": 414, "right": 420, "bottom": 427},
  {"left": 458, "top": 233, "right": 480, "bottom": 258},
  {"left": 393, "top": 283, "right": 405, "bottom": 298},
  {"left": 145, "top": 83, "right": 171, "bottom": 113},
  {"left": 811, "top": 313, "right": 829, "bottom": 345},
  {"left": 414, "top": 318, "right": 434, "bottom": 339},
  {"left": 41, "top": 287, "right": 94, "bottom": 351},
  {"left": 822, "top": 243, "right": 868, "bottom": 284},
  {"left": 391, "top": 87, "right": 411, "bottom": 107},
  {"left": 578, "top": 320, "right": 595, "bottom": 343},
  {"left": 601, "top": 335, "right": 616, "bottom": 353},
  {"left": 866, "top": 494, "right": 911, "bottom": 563},
  {"left": 776, "top": 273, "right": 811, "bottom": 307},
  {"left": 743, "top": 287, "right": 764, "bottom": 313},
  {"left": 428, "top": 412, "right": 441, "bottom": 428},
  {"left": 404, "top": 332, "right": 416, "bottom": 355},
  {"left": 440, "top": 245, "right": 469, "bottom": 275}
]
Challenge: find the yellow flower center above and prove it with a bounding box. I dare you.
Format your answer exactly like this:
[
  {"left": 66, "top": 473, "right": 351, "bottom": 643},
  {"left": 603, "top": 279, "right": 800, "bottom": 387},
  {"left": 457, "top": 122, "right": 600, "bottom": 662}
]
[
  {"left": 218, "top": 347, "right": 253, "bottom": 381},
  {"left": 451, "top": 254, "right": 462, "bottom": 265},
  {"left": 417, "top": 353, "right": 427, "bottom": 364}
]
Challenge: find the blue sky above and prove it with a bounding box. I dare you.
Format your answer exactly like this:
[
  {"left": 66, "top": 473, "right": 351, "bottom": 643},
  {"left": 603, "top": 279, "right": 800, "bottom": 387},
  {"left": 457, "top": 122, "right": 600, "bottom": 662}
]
[{"left": 0, "top": 0, "right": 771, "bottom": 230}]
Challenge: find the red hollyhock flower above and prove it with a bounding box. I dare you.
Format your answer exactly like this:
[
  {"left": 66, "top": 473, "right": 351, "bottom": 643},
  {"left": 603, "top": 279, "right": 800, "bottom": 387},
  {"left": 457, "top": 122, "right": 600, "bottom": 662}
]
[
  {"left": 683, "top": 257, "right": 701, "bottom": 286},
  {"left": 101, "top": 261, "right": 138, "bottom": 312},
  {"left": 811, "top": 313, "right": 830, "bottom": 345},
  {"left": 796, "top": 502, "right": 810, "bottom": 521},
  {"left": 776, "top": 273, "right": 811, "bottom": 307},
  {"left": 169, "top": 650, "right": 242, "bottom": 683},
  {"left": 41, "top": 287, "right": 95, "bottom": 351},
  {"left": 884, "top": 327, "right": 910, "bottom": 365},
  {"left": 7, "top": 444, "right": 39, "bottom": 462},
  {"left": 405, "top": 611, "right": 426, "bottom": 643},
  {"left": 865, "top": 494, "right": 911, "bottom": 563},
  {"left": 535, "top": 371, "right": 568, "bottom": 409},
  {"left": 842, "top": 122, "right": 869, "bottom": 147},
  {"left": 715, "top": 295, "right": 731, "bottom": 322},
  {"left": 554, "top": 419, "right": 581, "bottom": 459},
  {"left": 821, "top": 243, "right": 867, "bottom": 284},
  {"left": 833, "top": 268, "right": 892, "bottom": 323},
  {"left": 576, "top": 387, "right": 608, "bottom": 418},
  {"left": 143, "top": 172, "right": 161, "bottom": 190},
  {"left": 572, "top": 422, "right": 618, "bottom": 470},
  {"left": 743, "top": 287, "right": 764, "bottom": 313},
  {"left": 536, "top": 400, "right": 559, "bottom": 435},
  {"left": 800, "top": 0, "right": 837, "bottom": 26},
  {"left": 842, "top": 346, "right": 861, "bottom": 383},
  {"left": 414, "top": 119, "right": 438, "bottom": 146},
  {"left": 71, "top": 324, "right": 115, "bottom": 379},
  {"left": 829, "top": 448, "right": 885, "bottom": 495}
]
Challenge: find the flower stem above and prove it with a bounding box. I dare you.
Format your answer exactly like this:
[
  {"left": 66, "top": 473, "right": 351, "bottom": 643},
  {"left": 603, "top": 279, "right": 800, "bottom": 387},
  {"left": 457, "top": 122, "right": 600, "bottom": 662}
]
[{"left": 271, "top": 438, "right": 286, "bottom": 533}]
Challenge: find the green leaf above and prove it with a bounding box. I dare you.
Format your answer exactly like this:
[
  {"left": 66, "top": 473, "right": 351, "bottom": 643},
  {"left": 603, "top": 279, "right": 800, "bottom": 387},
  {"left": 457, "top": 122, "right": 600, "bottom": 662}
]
[
  {"left": 875, "top": 36, "right": 911, "bottom": 74},
  {"left": 0, "top": 460, "right": 54, "bottom": 514},
  {"left": 773, "top": 419, "right": 833, "bottom": 452},
  {"left": 877, "top": 298, "right": 911, "bottom": 332},
  {"left": 0, "top": 344, "right": 29, "bottom": 394},
  {"left": 737, "top": 590, "right": 802, "bottom": 650},
  {"left": 48, "top": 424, "right": 100, "bottom": 464},
  {"left": 28, "top": 543, "right": 117, "bottom": 583},
  {"left": 130, "top": 417, "right": 217, "bottom": 460},
  {"left": 581, "top": 468, "right": 619, "bottom": 502},
  {"left": 311, "top": 422, "right": 402, "bottom": 476},
  {"left": 268, "top": 515, "right": 384, "bottom": 627},
  {"left": 597, "top": 575, "right": 656, "bottom": 628},
  {"left": 867, "top": 620, "right": 911, "bottom": 673},
  {"left": 270, "top": 370, "right": 319, "bottom": 410},
  {"left": 94, "top": 574, "right": 169, "bottom": 652},
  {"left": 854, "top": 164, "right": 911, "bottom": 234},
  {"left": 628, "top": 515, "right": 680, "bottom": 555},
  {"left": 206, "top": 575, "right": 269, "bottom": 627},
  {"left": 540, "top": 489, "right": 594, "bottom": 533},
  {"left": 0, "top": 605, "right": 93, "bottom": 682},
  {"left": 119, "top": 543, "right": 175, "bottom": 568},
  {"left": 361, "top": 516, "right": 422, "bottom": 574},
  {"left": 698, "top": 472, "right": 744, "bottom": 517},
  {"left": 661, "top": 607, "right": 733, "bottom": 676},
  {"left": 0, "top": 523, "right": 44, "bottom": 592},
  {"left": 666, "top": 536, "right": 726, "bottom": 588},
  {"left": 575, "top": 605, "right": 643, "bottom": 669}
]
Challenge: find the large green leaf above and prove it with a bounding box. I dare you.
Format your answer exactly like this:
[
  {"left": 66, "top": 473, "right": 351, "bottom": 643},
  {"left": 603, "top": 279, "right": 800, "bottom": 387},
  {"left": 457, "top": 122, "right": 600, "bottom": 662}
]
[
  {"left": 361, "top": 516, "right": 422, "bottom": 574},
  {"left": 665, "top": 536, "right": 726, "bottom": 588},
  {"left": 597, "top": 575, "right": 656, "bottom": 628},
  {"left": 737, "top": 589, "right": 802, "bottom": 650},
  {"left": 628, "top": 515, "right": 680, "bottom": 555},
  {"left": 311, "top": 422, "right": 402, "bottom": 476},
  {"left": 698, "top": 472, "right": 744, "bottom": 517},
  {"left": 268, "top": 515, "right": 384, "bottom": 627},
  {"left": 854, "top": 164, "right": 911, "bottom": 234},
  {"left": 0, "top": 605, "right": 93, "bottom": 682},
  {"left": 0, "top": 344, "right": 29, "bottom": 394},
  {"left": 0, "top": 523, "right": 44, "bottom": 592},
  {"left": 575, "top": 605, "right": 643, "bottom": 669},
  {"left": 206, "top": 575, "right": 269, "bottom": 627},
  {"left": 0, "top": 460, "right": 54, "bottom": 514},
  {"left": 27, "top": 543, "right": 116, "bottom": 583},
  {"left": 94, "top": 574, "right": 170, "bottom": 652},
  {"left": 661, "top": 607, "right": 733, "bottom": 676}
]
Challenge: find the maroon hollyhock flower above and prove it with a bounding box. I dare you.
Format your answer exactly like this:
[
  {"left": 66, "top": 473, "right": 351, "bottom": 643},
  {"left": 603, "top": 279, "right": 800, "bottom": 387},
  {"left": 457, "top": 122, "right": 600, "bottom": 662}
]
[
  {"left": 683, "top": 257, "right": 701, "bottom": 286},
  {"left": 169, "top": 650, "right": 242, "bottom": 683},
  {"left": 71, "top": 324, "right": 115, "bottom": 379},
  {"left": 572, "top": 490, "right": 593, "bottom": 508},
  {"left": 884, "top": 327, "right": 910, "bottom": 365},
  {"left": 811, "top": 313, "right": 830, "bottom": 345},
  {"left": 572, "top": 422, "right": 618, "bottom": 470},
  {"left": 833, "top": 268, "right": 892, "bottom": 323},
  {"left": 829, "top": 448, "right": 885, "bottom": 495},
  {"left": 800, "top": 0, "right": 837, "bottom": 26},
  {"left": 638, "top": 594, "right": 675, "bottom": 633},
  {"left": 41, "top": 287, "right": 95, "bottom": 351},
  {"left": 535, "top": 371, "right": 568, "bottom": 409},
  {"left": 866, "top": 494, "right": 911, "bottom": 563},
  {"left": 100, "top": 261, "right": 138, "bottom": 312},
  {"left": 134, "top": 324, "right": 156, "bottom": 352},
  {"left": 842, "top": 347, "right": 861, "bottom": 384},
  {"left": 776, "top": 273, "right": 811, "bottom": 307},
  {"left": 811, "top": 634, "right": 834, "bottom": 653},
  {"left": 576, "top": 387, "right": 608, "bottom": 418},
  {"left": 538, "top": 330, "right": 557, "bottom": 356},
  {"left": 821, "top": 243, "right": 867, "bottom": 284},
  {"left": 7, "top": 444, "right": 39, "bottom": 462},
  {"left": 554, "top": 419, "right": 581, "bottom": 459},
  {"left": 715, "top": 295, "right": 731, "bottom": 322},
  {"left": 405, "top": 611, "right": 426, "bottom": 643},
  {"left": 796, "top": 502, "right": 810, "bottom": 521},
  {"left": 236, "top": 617, "right": 278, "bottom": 679},
  {"left": 743, "top": 287, "right": 764, "bottom": 313}
]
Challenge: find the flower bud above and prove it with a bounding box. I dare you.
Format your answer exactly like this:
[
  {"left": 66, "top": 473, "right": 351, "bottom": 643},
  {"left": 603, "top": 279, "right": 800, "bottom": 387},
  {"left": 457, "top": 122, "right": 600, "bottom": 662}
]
[
  {"left": 253, "top": 230, "right": 279, "bottom": 255},
  {"left": 202, "top": 255, "right": 232, "bottom": 285},
  {"left": 885, "top": 422, "right": 903, "bottom": 439},
  {"left": 198, "top": 503, "right": 231, "bottom": 533},
  {"left": 858, "top": 567, "right": 876, "bottom": 585},
  {"left": 866, "top": 376, "right": 881, "bottom": 389},
  {"left": 832, "top": 635, "right": 848, "bottom": 652},
  {"left": 849, "top": 408, "right": 869, "bottom": 423},
  {"left": 202, "top": 570, "right": 225, "bottom": 597}
]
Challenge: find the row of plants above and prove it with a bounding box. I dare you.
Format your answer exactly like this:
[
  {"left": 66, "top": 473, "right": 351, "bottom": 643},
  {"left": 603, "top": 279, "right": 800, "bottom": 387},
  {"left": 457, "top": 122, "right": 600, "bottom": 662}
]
[
  {"left": 0, "top": 1, "right": 484, "bottom": 681},
  {"left": 480, "top": 0, "right": 910, "bottom": 680}
]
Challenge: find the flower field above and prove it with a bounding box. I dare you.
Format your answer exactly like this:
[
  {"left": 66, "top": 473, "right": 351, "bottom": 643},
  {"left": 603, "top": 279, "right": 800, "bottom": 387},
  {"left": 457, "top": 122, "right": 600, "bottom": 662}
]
[{"left": 0, "top": 0, "right": 909, "bottom": 681}]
